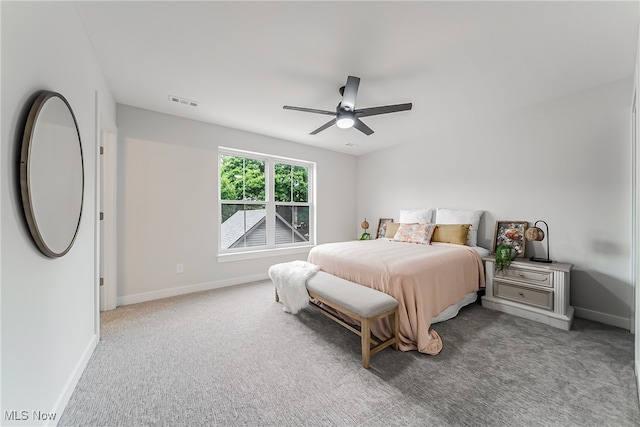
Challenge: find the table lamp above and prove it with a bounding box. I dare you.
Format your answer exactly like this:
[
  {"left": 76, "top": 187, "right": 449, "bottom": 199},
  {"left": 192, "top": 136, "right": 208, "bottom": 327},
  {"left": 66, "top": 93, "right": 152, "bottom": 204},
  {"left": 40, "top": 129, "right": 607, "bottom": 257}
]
[
  {"left": 360, "top": 218, "right": 371, "bottom": 240},
  {"left": 525, "top": 220, "right": 552, "bottom": 263}
]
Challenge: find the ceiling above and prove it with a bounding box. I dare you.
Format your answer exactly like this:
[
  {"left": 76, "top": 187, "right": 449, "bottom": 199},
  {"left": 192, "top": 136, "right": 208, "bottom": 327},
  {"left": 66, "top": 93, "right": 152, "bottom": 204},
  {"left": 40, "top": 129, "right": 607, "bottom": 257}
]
[{"left": 74, "top": 1, "right": 639, "bottom": 156}]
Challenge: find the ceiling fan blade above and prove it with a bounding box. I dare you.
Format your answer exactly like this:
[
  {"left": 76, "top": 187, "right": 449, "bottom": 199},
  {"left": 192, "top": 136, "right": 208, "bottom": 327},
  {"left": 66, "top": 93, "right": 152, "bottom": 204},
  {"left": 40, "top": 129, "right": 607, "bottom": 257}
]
[
  {"left": 353, "top": 118, "right": 374, "bottom": 135},
  {"left": 283, "top": 105, "right": 336, "bottom": 116},
  {"left": 310, "top": 118, "right": 337, "bottom": 135},
  {"left": 340, "top": 76, "right": 360, "bottom": 111},
  {"left": 355, "top": 103, "right": 412, "bottom": 118}
]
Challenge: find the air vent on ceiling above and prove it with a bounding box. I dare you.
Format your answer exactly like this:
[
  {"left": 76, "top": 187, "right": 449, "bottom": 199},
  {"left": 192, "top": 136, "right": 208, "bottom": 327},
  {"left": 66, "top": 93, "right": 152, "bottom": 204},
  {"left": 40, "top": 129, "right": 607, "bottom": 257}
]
[{"left": 168, "top": 95, "right": 199, "bottom": 108}]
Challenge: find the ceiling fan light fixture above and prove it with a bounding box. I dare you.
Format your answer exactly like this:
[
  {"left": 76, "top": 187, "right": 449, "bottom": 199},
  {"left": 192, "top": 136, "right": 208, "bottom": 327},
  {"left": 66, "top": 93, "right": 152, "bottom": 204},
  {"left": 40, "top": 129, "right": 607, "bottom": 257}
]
[
  {"left": 336, "top": 111, "right": 355, "bottom": 129},
  {"left": 283, "top": 75, "right": 412, "bottom": 135}
]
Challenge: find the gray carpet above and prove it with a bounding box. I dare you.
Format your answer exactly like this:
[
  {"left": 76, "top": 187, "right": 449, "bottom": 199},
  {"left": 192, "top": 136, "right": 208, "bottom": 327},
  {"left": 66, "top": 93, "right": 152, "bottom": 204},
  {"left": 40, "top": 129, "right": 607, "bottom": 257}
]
[{"left": 60, "top": 280, "right": 640, "bottom": 426}]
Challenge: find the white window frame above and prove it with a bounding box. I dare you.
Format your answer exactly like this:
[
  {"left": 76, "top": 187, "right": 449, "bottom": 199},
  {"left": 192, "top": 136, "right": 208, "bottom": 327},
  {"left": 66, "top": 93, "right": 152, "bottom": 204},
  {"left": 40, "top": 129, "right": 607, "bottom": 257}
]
[{"left": 217, "top": 147, "right": 315, "bottom": 262}]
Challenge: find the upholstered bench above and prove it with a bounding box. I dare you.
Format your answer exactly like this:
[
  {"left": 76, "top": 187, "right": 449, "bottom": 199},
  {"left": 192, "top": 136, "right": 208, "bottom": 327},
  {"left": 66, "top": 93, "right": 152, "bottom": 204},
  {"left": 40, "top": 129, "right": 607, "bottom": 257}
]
[{"left": 277, "top": 271, "right": 399, "bottom": 369}]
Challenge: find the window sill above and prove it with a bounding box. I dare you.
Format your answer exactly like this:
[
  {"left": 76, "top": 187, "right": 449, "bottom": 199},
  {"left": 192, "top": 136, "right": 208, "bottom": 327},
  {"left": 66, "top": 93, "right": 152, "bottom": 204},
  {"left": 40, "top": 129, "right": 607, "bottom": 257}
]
[{"left": 217, "top": 245, "right": 314, "bottom": 263}]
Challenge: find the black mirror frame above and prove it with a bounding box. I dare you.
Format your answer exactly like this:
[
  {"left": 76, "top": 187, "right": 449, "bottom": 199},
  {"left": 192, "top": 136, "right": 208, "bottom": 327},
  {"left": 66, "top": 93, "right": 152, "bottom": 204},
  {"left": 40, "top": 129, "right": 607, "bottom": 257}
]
[{"left": 20, "top": 90, "right": 84, "bottom": 258}]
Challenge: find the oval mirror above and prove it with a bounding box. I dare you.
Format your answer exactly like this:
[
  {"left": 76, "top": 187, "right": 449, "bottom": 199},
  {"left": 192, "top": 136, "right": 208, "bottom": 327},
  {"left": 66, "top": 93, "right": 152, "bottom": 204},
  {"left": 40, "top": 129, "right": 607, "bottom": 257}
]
[{"left": 20, "top": 91, "right": 84, "bottom": 258}]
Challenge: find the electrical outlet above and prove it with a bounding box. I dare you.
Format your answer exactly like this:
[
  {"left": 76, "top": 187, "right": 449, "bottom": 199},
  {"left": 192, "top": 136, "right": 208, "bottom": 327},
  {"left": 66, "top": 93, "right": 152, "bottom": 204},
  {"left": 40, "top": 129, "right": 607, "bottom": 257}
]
[{"left": 176, "top": 263, "right": 184, "bottom": 274}]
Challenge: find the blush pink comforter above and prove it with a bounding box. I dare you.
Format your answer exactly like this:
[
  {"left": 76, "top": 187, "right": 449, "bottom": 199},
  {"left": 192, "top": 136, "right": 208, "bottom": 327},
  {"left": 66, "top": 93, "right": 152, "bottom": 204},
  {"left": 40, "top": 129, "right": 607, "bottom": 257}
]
[{"left": 307, "top": 239, "right": 485, "bottom": 354}]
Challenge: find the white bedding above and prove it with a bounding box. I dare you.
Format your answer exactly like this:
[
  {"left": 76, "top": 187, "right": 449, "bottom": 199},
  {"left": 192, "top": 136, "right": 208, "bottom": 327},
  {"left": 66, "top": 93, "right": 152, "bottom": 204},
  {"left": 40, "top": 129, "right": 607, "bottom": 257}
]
[{"left": 431, "top": 291, "right": 477, "bottom": 324}]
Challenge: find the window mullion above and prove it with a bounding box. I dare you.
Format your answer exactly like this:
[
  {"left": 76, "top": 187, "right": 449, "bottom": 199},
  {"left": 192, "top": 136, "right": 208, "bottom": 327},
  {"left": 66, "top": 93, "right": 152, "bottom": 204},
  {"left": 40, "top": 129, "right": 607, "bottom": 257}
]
[
  {"left": 266, "top": 160, "right": 275, "bottom": 247},
  {"left": 290, "top": 166, "right": 293, "bottom": 204}
]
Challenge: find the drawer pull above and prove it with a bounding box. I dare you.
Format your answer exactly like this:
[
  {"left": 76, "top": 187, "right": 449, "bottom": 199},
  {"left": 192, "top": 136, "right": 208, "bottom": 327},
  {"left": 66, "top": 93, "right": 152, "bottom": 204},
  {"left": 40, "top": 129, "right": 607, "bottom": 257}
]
[
  {"left": 514, "top": 272, "right": 549, "bottom": 282},
  {"left": 518, "top": 292, "right": 525, "bottom": 297}
]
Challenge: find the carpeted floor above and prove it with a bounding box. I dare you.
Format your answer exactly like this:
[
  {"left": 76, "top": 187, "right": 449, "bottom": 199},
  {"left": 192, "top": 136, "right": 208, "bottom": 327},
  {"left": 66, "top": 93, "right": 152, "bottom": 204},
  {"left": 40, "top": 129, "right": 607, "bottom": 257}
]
[{"left": 59, "top": 280, "right": 640, "bottom": 426}]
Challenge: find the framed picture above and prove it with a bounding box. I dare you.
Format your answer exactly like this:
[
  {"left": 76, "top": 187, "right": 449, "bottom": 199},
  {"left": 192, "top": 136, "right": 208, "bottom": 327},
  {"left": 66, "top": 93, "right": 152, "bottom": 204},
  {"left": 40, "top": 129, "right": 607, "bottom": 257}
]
[
  {"left": 493, "top": 221, "right": 528, "bottom": 257},
  {"left": 376, "top": 218, "right": 393, "bottom": 239}
]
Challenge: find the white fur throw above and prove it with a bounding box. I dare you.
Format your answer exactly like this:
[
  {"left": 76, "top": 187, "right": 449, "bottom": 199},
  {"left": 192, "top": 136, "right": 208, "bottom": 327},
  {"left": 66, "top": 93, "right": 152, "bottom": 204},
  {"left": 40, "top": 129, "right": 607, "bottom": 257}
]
[{"left": 268, "top": 261, "right": 319, "bottom": 314}]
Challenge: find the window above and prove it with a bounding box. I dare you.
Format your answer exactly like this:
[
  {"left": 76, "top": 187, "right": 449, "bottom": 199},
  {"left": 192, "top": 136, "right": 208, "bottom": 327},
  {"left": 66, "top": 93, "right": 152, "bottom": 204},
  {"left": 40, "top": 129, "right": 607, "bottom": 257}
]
[{"left": 219, "top": 148, "right": 314, "bottom": 255}]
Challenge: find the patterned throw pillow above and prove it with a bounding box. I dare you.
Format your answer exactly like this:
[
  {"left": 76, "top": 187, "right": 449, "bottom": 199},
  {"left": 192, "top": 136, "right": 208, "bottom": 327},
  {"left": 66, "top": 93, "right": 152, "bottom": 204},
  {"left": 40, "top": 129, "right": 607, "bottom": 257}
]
[{"left": 393, "top": 223, "right": 436, "bottom": 244}]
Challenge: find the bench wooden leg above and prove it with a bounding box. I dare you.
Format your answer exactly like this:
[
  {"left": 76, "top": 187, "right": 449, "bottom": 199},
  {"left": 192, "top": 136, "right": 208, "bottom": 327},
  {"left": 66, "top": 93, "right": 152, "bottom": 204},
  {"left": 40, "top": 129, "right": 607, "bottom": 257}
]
[
  {"left": 361, "top": 318, "right": 371, "bottom": 369},
  {"left": 306, "top": 290, "right": 398, "bottom": 369},
  {"left": 393, "top": 309, "right": 400, "bottom": 351}
]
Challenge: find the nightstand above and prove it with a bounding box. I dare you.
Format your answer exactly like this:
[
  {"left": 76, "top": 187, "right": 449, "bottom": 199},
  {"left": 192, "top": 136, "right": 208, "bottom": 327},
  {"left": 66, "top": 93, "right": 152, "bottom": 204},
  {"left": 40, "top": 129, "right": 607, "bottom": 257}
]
[{"left": 481, "top": 256, "right": 574, "bottom": 330}]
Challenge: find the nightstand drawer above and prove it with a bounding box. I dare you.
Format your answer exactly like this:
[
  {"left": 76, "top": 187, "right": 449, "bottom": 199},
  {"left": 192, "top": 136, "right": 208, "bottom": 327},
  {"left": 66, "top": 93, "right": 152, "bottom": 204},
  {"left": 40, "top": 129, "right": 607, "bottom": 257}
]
[
  {"left": 496, "top": 266, "right": 553, "bottom": 288},
  {"left": 494, "top": 280, "right": 554, "bottom": 310}
]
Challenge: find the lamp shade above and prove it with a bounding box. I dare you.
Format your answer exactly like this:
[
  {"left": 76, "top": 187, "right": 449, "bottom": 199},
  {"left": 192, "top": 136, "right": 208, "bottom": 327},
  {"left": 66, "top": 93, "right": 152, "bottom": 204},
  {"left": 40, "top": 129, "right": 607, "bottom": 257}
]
[
  {"left": 527, "top": 220, "right": 552, "bottom": 263},
  {"left": 525, "top": 227, "right": 545, "bottom": 242}
]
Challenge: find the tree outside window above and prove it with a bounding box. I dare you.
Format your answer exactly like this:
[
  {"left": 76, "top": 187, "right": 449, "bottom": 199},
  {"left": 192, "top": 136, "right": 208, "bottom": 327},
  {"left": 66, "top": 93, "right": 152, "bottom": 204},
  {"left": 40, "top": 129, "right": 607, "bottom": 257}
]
[{"left": 219, "top": 150, "right": 313, "bottom": 251}]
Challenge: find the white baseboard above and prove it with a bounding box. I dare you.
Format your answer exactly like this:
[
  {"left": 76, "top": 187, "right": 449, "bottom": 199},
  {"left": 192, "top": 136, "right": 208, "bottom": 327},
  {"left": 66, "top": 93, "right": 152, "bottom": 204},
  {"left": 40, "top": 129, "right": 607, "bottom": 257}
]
[
  {"left": 50, "top": 333, "right": 99, "bottom": 426},
  {"left": 116, "top": 273, "right": 269, "bottom": 307},
  {"left": 573, "top": 306, "right": 630, "bottom": 330}
]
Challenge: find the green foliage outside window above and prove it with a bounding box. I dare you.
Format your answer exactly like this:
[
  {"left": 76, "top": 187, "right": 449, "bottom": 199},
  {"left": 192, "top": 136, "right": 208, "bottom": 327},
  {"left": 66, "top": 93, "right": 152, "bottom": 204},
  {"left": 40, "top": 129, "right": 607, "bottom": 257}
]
[
  {"left": 274, "top": 163, "right": 308, "bottom": 202},
  {"left": 220, "top": 156, "right": 265, "bottom": 201},
  {"left": 220, "top": 155, "right": 309, "bottom": 225}
]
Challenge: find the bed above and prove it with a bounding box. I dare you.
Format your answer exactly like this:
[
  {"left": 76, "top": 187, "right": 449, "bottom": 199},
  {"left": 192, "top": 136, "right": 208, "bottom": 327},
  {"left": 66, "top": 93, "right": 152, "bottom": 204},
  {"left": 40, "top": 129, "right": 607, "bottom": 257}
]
[{"left": 307, "top": 239, "right": 486, "bottom": 354}]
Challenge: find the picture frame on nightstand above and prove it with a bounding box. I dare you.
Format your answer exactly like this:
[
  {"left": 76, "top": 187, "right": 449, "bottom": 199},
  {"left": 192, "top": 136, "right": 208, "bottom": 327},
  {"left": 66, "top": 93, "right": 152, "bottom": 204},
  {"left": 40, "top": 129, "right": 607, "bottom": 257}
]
[
  {"left": 493, "top": 220, "right": 528, "bottom": 257},
  {"left": 376, "top": 218, "right": 393, "bottom": 239}
]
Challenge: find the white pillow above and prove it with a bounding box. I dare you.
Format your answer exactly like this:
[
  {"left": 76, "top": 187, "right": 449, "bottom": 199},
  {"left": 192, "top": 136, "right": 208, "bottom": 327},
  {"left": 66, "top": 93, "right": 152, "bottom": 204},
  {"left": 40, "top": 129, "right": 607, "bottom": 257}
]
[
  {"left": 435, "top": 208, "right": 484, "bottom": 246},
  {"left": 399, "top": 208, "right": 434, "bottom": 224}
]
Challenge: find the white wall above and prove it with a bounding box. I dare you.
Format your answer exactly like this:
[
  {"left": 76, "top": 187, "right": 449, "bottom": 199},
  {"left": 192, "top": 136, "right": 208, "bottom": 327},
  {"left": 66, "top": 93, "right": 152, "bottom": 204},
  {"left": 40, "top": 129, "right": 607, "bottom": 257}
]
[
  {"left": 634, "top": 13, "right": 640, "bottom": 403},
  {"left": 115, "top": 105, "right": 357, "bottom": 304},
  {"left": 358, "top": 77, "right": 634, "bottom": 328},
  {"left": 1, "top": 2, "right": 115, "bottom": 424}
]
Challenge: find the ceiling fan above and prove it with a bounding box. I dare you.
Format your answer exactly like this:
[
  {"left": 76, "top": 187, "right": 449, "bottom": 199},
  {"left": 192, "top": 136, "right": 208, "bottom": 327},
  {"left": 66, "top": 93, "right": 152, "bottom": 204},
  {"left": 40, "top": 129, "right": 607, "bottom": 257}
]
[{"left": 283, "top": 75, "right": 412, "bottom": 136}]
